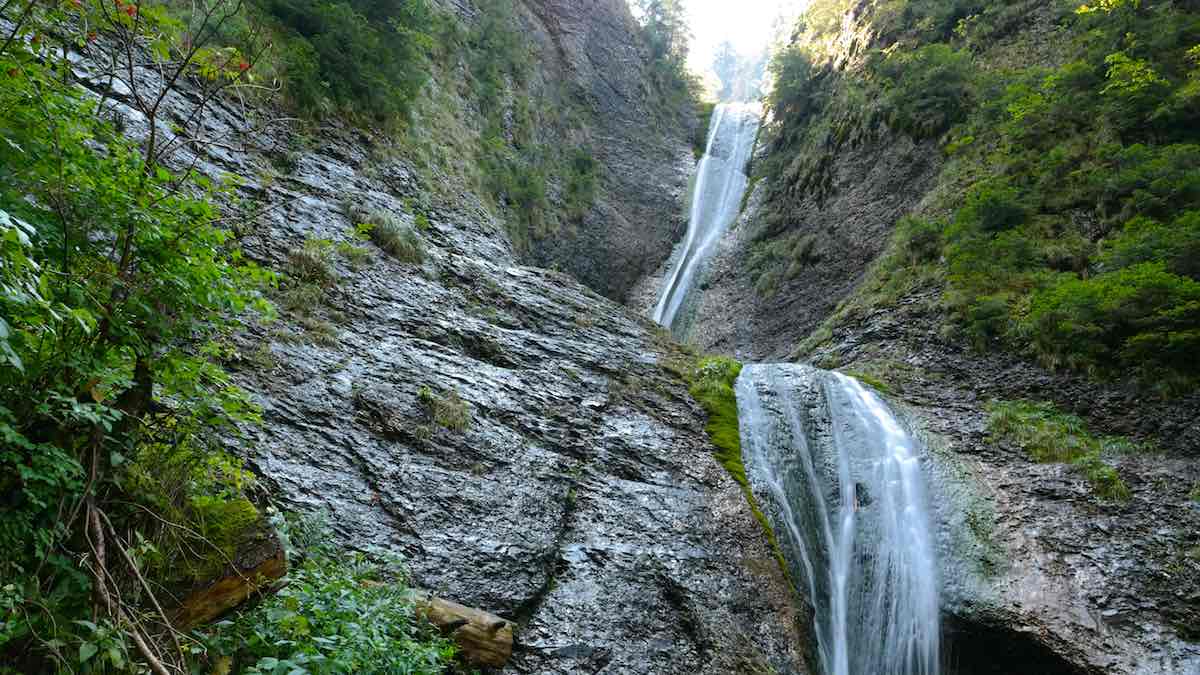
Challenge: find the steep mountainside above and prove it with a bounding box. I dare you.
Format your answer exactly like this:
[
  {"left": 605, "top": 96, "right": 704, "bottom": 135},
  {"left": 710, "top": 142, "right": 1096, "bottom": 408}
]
[
  {"left": 0, "top": 0, "right": 800, "bottom": 672},
  {"left": 518, "top": 0, "right": 698, "bottom": 302},
  {"left": 685, "top": 1, "right": 1200, "bottom": 673},
  {"left": 198, "top": 3, "right": 798, "bottom": 671}
]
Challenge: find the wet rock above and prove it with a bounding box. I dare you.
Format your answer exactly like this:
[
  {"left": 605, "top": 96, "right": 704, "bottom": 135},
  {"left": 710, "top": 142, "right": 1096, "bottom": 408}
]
[{"left": 64, "top": 14, "right": 808, "bottom": 672}]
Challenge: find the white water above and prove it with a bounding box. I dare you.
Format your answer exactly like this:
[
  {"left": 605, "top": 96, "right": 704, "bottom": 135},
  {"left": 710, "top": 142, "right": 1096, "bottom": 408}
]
[
  {"left": 652, "top": 102, "right": 760, "bottom": 331},
  {"left": 736, "top": 364, "right": 941, "bottom": 675}
]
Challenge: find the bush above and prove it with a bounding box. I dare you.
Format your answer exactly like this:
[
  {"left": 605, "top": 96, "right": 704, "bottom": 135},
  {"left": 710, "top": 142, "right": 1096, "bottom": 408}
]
[
  {"left": 894, "top": 216, "right": 943, "bottom": 265},
  {"left": 1024, "top": 263, "right": 1200, "bottom": 390},
  {"left": 877, "top": 43, "right": 973, "bottom": 138},
  {"left": 0, "top": 4, "right": 272, "bottom": 669},
  {"left": 288, "top": 237, "right": 339, "bottom": 285},
  {"left": 1100, "top": 211, "right": 1200, "bottom": 279},
  {"left": 417, "top": 386, "right": 471, "bottom": 432},
  {"left": 205, "top": 546, "right": 456, "bottom": 673},
  {"left": 955, "top": 181, "right": 1027, "bottom": 234},
  {"left": 257, "top": 0, "right": 438, "bottom": 120}
]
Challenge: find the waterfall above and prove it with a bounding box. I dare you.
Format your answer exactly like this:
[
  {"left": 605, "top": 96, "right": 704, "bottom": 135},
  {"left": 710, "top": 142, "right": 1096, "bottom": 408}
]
[
  {"left": 652, "top": 102, "right": 760, "bottom": 331},
  {"left": 736, "top": 364, "right": 941, "bottom": 675}
]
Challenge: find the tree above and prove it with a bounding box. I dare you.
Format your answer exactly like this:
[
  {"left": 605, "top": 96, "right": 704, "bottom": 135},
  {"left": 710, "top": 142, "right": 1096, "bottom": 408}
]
[
  {"left": 713, "top": 40, "right": 739, "bottom": 101},
  {"left": 636, "top": 0, "right": 690, "bottom": 65},
  {"left": 0, "top": 1, "right": 275, "bottom": 671}
]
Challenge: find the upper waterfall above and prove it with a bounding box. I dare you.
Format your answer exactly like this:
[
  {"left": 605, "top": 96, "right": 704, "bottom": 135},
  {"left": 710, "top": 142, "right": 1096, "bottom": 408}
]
[
  {"left": 652, "top": 102, "right": 761, "bottom": 331},
  {"left": 736, "top": 364, "right": 941, "bottom": 675}
]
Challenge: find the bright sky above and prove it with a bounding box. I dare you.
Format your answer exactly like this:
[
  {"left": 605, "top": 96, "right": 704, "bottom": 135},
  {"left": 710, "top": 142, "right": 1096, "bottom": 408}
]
[{"left": 682, "top": 0, "right": 808, "bottom": 72}]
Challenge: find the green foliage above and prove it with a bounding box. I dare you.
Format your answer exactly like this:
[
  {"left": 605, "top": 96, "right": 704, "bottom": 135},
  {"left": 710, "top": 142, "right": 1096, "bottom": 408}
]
[
  {"left": 986, "top": 400, "right": 1144, "bottom": 500},
  {"left": 894, "top": 216, "right": 944, "bottom": 266},
  {"left": 801, "top": 1, "right": 1200, "bottom": 393},
  {"left": 1024, "top": 263, "right": 1200, "bottom": 392},
  {"left": 564, "top": 149, "right": 600, "bottom": 221},
  {"left": 364, "top": 211, "right": 426, "bottom": 264},
  {"left": 876, "top": 43, "right": 974, "bottom": 138},
  {"left": 203, "top": 516, "right": 455, "bottom": 674},
  {"left": 635, "top": 0, "right": 699, "bottom": 107},
  {"left": 253, "top": 0, "right": 440, "bottom": 121},
  {"left": 336, "top": 241, "right": 373, "bottom": 269},
  {"left": 0, "top": 2, "right": 273, "bottom": 669},
  {"left": 417, "top": 387, "right": 472, "bottom": 432}
]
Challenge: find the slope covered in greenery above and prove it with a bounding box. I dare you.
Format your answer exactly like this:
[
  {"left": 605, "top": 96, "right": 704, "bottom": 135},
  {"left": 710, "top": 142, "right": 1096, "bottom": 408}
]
[{"left": 762, "top": 0, "right": 1200, "bottom": 396}]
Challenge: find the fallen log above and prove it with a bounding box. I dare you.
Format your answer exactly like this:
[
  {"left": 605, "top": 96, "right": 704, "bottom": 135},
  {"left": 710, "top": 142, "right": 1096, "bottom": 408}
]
[{"left": 410, "top": 591, "right": 515, "bottom": 668}]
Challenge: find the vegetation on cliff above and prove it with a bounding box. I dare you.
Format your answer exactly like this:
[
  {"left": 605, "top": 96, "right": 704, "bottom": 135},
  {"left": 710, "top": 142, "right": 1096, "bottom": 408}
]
[
  {"left": 987, "top": 400, "right": 1144, "bottom": 500},
  {"left": 764, "top": 0, "right": 1200, "bottom": 396},
  {"left": 683, "top": 356, "right": 791, "bottom": 583},
  {"left": 0, "top": 1, "right": 469, "bottom": 671}
]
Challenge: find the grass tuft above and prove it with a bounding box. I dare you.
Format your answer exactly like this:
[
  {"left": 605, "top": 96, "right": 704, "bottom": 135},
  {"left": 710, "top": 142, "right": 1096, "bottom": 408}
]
[
  {"left": 362, "top": 210, "right": 426, "bottom": 264},
  {"left": 986, "top": 400, "right": 1148, "bottom": 501}
]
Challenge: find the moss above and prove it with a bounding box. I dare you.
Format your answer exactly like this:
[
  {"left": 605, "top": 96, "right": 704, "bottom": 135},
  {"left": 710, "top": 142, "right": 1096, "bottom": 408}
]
[
  {"left": 1190, "top": 483, "right": 1200, "bottom": 503},
  {"left": 684, "top": 356, "right": 794, "bottom": 587},
  {"left": 187, "top": 495, "right": 261, "bottom": 581},
  {"left": 841, "top": 370, "right": 892, "bottom": 395},
  {"left": 986, "top": 400, "right": 1147, "bottom": 501}
]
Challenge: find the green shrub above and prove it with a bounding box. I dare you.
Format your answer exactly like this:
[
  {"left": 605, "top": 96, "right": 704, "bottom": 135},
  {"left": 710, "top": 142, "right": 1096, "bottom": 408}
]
[
  {"left": 1023, "top": 263, "right": 1200, "bottom": 390},
  {"left": 0, "top": 6, "right": 272, "bottom": 669},
  {"left": 894, "top": 216, "right": 943, "bottom": 265},
  {"left": 257, "top": 0, "right": 439, "bottom": 120},
  {"left": 206, "top": 546, "right": 456, "bottom": 673},
  {"left": 564, "top": 149, "right": 600, "bottom": 220},
  {"left": 364, "top": 211, "right": 426, "bottom": 264},
  {"left": 766, "top": 0, "right": 1200, "bottom": 395},
  {"left": 986, "top": 400, "right": 1145, "bottom": 500},
  {"left": 336, "top": 241, "right": 373, "bottom": 269},
  {"left": 955, "top": 181, "right": 1027, "bottom": 234},
  {"left": 1100, "top": 211, "right": 1200, "bottom": 279},
  {"left": 877, "top": 43, "right": 973, "bottom": 138}
]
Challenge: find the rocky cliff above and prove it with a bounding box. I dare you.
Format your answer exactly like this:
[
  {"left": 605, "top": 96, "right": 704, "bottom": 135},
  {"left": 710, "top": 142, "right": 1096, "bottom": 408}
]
[
  {"left": 678, "top": 1, "right": 1200, "bottom": 673},
  {"left": 517, "top": 0, "right": 697, "bottom": 302},
  {"left": 67, "top": 1, "right": 808, "bottom": 672}
]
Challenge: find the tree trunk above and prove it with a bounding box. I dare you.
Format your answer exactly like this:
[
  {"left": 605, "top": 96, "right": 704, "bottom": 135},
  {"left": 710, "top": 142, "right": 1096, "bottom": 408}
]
[{"left": 412, "top": 592, "right": 515, "bottom": 668}]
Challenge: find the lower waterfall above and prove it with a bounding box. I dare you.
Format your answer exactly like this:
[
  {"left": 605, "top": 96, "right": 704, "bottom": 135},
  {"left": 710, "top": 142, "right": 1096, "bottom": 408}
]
[{"left": 736, "top": 364, "right": 941, "bottom": 675}]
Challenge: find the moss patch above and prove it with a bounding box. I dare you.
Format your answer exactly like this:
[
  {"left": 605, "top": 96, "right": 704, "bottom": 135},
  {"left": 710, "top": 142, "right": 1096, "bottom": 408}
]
[
  {"left": 684, "top": 356, "right": 793, "bottom": 587},
  {"left": 187, "top": 495, "right": 262, "bottom": 581}
]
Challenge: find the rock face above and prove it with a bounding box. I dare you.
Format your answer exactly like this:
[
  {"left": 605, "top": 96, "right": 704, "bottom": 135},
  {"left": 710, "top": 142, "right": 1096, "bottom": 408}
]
[
  {"left": 692, "top": 131, "right": 941, "bottom": 362},
  {"left": 228, "top": 130, "right": 805, "bottom": 672},
  {"left": 517, "top": 0, "right": 696, "bottom": 303},
  {"left": 669, "top": 3, "right": 1200, "bottom": 673},
  {"left": 802, "top": 296, "right": 1200, "bottom": 675},
  {"left": 69, "top": 4, "right": 807, "bottom": 671}
]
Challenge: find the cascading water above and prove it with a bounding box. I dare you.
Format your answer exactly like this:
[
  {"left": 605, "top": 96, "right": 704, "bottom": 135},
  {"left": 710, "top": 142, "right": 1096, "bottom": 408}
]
[
  {"left": 736, "top": 364, "right": 941, "bottom": 675},
  {"left": 652, "top": 102, "right": 760, "bottom": 331}
]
